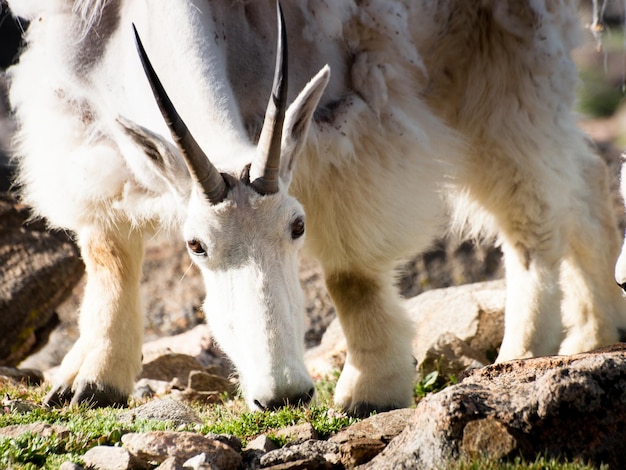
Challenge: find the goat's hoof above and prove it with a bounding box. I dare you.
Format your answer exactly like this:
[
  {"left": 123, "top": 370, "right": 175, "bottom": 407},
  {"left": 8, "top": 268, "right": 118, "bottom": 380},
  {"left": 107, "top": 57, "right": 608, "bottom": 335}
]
[
  {"left": 71, "top": 381, "right": 129, "bottom": 408},
  {"left": 44, "top": 382, "right": 128, "bottom": 408},
  {"left": 345, "top": 402, "right": 398, "bottom": 419},
  {"left": 44, "top": 385, "right": 74, "bottom": 407}
]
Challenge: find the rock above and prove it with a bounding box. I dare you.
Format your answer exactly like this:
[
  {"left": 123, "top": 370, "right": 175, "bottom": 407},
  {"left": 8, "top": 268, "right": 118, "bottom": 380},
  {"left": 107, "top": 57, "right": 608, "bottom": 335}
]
[
  {"left": 339, "top": 438, "right": 385, "bottom": 468},
  {"left": 306, "top": 281, "right": 505, "bottom": 377},
  {"left": 0, "top": 366, "right": 44, "bottom": 385},
  {"left": 410, "top": 280, "right": 505, "bottom": 366},
  {"left": 136, "top": 354, "right": 236, "bottom": 404},
  {"left": 183, "top": 452, "right": 224, "bottom": 470},
  {"left": 245, "top": 434, "right": 279, "bottom": 453},
  {"left": 133, "top": 378, "right": 171, "bottom": 399},
  {"left": 330, "top": 408, "right": 414, "bottom": 445},
  {"left": 363, "top": 344, "right": 626, "bottom": 469},
  {"left": 121, "top": 431, "right": 242, "bottom": 469},
  {"left": 59, "top": 463, "right": 85, "bottom": 470},
  {"left": 330, "top": 408, "right": 414, "bottom": 467},
  {"left": 461, "top": 416, "right": 518, "bottom": 460},
  {"left": 260, "top": 440, "right": 341, "bottom": 469},
  {"left": 139, "top": 353, "right": 209, "bottom": 384},
  {"left": 141, "top": 325, "right": 233, "bottom": 374},
  {"left": 187, "top": 370, "right": 235, "bottom": 395},
  {"left": 0, "top": 422, "right": 70, "bottom": 439},
  {"left": 175, "top": 389, "right": 225, "bottom": 405},
  {"left": 118, "top": 399, "right": 203, "bottom": 427},
  {"left": 275, "top": 423, "right": 318, "bottom": 444},
  {"left": 82, "top": 445, "right": 148, "bottom": 470},
  {"left": 0, "top": 192, "right": 84, "bottom": 366},
  {"left": 419, "top": 333, "right": 487, "bottom": 378},
  {"left": 154, "top": 457, "right": 182, "bottom": 470},
  {"left": 204, "top": 433, "right": 242, "bottom": 454},
  {"left": 1, "top": 394, "right": 44, "bottom": 414}
]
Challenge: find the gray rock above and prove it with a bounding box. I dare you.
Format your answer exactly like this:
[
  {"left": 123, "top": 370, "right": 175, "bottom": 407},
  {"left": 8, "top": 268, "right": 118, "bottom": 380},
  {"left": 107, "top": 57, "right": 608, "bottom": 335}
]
[
  {"left": 0, "top": 366, "right": 44, "bottom": 385},
  {"left": 330, "top": 408, "right": 414, "bottom": 467},
  {"left": 118, "top": 399, "right": 202, "bottom": 427},
  {"left": 260, "top": 439, "right": 341, "bottom": 469},
  {"left": 187, "top": 370, "right": 235, "bottom": 395},
  {"left": 409, "top": 280, "right": 505, "bottom": 366},
  {"left": 82, "top": 445, "right": 148, "bottom": 470},
  {"left": 245, "top": 434, "right": 279, "bottom": 453},
  {"left": 204, "top": 433, "right": 242, "bottom": 453},
  {"left": 419, "top": 332, "right": 487, "bottom": 378},
  {"left": 0, "top": 422, "right": 70, "bottom": 439},
  {"left": 59, "top": 463, "right": 85, "bottom": 470},
  {"left": 274, "top": 423, "right": 318, "bottom": 445},
  {"left": 139, "top": 353, "right": 207, "bottom": 384},
  {"left": 362, "top": 344, "right": 626, "bottom": 469},
  {"left": 121, "top": 431, "right": 242, "bottom": 469},
  {"left": 154, "top": 457, "right": 183, "bottom": 470},
  {"left": 1, "top": 393, "right": 45, "bottom": 414},
  {"left": 183, "top": 452, "right": 222, "bottom": 470},
  {"left": 0, "top": 192, "right": 84, "bottom": 366},
  {"left": 132, "top": 378, "right": 171, "bottom": 399}
]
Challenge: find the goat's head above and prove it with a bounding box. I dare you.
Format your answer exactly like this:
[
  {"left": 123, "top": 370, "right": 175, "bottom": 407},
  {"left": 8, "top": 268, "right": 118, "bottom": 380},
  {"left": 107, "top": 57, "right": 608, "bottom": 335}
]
[{"left": 121, "top": 4, "right": 330, "bottom": 410}]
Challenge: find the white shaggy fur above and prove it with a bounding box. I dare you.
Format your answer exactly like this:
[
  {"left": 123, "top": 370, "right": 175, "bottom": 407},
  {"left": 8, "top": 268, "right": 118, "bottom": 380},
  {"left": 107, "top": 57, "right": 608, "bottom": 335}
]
[{"left": 8, "top": 0, "right": 626, "bottom": 414}]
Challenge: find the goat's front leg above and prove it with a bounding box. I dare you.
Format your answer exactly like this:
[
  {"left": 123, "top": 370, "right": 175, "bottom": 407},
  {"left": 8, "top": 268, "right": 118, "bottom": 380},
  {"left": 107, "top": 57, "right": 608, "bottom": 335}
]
[
  {"left": 325, "top": 270, "right": 415, "bottom": 417},
  {"left": 45, "top": 223, "right": 144, "bottom": 407}
]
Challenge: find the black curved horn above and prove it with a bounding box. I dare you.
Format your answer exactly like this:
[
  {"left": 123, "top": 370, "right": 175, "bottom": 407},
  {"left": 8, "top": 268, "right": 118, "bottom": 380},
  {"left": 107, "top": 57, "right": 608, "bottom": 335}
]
[
  {"left": 249, "top": 1, "right": 288, "bottom": 195},
  {"left": 133, "top": 24, "right": 228, "bottom": 204}
]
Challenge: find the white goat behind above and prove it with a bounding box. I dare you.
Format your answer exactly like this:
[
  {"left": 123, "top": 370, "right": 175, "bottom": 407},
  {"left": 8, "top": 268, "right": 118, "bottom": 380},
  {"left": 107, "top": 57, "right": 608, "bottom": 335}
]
[
  {"left": 8, "top": 0, "right": 626, "bottom": 416},
  {"left": 615, "top": 160, "right": 626, "bottom": 290}
]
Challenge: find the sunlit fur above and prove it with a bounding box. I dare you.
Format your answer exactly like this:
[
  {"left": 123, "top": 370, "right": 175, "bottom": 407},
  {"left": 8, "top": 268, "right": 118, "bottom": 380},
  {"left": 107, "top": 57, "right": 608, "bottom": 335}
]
[
  {"left": 8, "top": 0, "right": 626, "bottom": 414},
  {"left": 615, "top": 160, "right": 626, "bottom": 290}
]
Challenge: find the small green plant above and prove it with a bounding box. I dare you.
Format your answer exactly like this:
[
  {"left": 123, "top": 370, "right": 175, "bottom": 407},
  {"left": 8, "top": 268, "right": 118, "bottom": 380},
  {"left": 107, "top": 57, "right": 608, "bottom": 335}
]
[{"left": 414, "top": 370, "right": 457, "bottom": 398}]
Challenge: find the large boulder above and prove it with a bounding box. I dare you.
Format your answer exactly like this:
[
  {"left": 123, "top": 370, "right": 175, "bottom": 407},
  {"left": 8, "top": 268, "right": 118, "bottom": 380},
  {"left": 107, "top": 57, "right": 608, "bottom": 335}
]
[
  {"left": 306, "top": 280, "right": 506, "bottom": 378},
  {"left": 0, "top": 193, "right": 84, "bottom": 366},
  {"left": 363, "top": 344, "right": 626, "bottom": 469}
]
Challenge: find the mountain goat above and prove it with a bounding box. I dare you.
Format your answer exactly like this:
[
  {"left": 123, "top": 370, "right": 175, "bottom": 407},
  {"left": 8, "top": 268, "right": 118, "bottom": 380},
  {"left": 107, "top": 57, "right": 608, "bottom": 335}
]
[{"left": 7, "top": 0, "right": 626, "bottom": 416}]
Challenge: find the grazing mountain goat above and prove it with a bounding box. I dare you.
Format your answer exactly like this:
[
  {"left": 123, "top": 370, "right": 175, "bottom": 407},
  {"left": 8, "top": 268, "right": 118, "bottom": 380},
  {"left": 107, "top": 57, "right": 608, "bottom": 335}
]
[{"left": 7, "top": 0, "right": 626, "bottom": 416}]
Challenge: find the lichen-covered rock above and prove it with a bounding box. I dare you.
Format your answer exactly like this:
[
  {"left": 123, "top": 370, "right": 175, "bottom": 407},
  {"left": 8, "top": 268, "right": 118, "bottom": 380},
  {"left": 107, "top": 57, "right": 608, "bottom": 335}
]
[
  {"left": 118, "top": 399, "right": 203, "bottom": 427},
  {"left": 363, "top": 344, "right": 626, "bottom": 469}
]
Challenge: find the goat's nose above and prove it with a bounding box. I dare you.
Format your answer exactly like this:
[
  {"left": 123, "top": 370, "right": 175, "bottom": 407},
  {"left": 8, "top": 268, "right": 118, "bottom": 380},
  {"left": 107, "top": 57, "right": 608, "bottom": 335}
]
[
  {"left": 617, "top": 281, "right": 626, "bottom": 292},
  {"left": 254, "top": 387, "right": 315, "bottom": 411}
]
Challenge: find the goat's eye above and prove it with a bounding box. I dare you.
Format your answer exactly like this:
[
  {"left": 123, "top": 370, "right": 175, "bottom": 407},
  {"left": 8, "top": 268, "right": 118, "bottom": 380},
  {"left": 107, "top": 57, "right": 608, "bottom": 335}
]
[
  {"left": 187, "top": 239, "right": 206, "bottom": 255},
  {"left": 291, "top": 217, "right": 305, "bottom": 239}
]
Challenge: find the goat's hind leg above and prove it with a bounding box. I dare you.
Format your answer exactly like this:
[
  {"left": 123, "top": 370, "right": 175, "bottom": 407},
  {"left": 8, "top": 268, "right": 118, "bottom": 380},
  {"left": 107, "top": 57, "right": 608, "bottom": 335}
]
[
  {"left": 558, "top": 149, "right": 625, "bottom": 354},
  {"left": 490, "top": 140, "right": 624, "bottom": 361},
  {"left": 45, "top": 222, "right": 144, "bottom": 407},
  {"left": 325, "top": 269, "right": 415, "bottom": 417}
]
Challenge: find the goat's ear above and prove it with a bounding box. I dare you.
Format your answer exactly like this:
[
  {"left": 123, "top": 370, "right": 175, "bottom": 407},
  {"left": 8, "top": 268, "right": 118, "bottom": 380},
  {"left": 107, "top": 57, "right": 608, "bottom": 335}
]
[
  {"left": 280, "top": 65, "right": 330, "bottom": 185},
  {"left": 117, "top": 116, "right": 192, "bottom": 200}
]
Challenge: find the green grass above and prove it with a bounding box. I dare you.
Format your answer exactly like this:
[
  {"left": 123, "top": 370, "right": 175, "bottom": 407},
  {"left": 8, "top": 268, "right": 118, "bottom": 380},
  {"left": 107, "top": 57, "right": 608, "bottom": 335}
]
[
  {"left": 0, "top": 376, "right": 356, "bottom": 469},
  {"left": 414, "top": 369, "right": 458, "bottom": 399}
]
